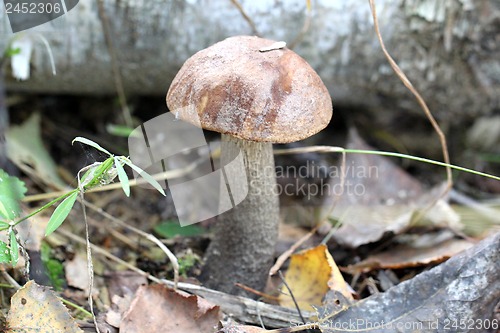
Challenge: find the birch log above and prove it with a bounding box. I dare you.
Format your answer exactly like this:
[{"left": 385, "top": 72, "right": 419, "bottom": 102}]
[{"left": 0, "top": 0, "right": 498, "bottom": 125}]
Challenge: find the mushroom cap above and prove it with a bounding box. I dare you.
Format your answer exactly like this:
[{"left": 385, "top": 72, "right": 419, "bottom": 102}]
[{"left": 166, "top": 36, "right": 332, "bottom": 143}]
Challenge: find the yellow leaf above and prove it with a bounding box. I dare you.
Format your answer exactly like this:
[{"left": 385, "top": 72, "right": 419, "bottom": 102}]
[
  {"left": 6, "top": 280, "right": 83, "bottom": 333},
  {"left": 279, "top": 244, "right": 353, "bottom": 312}
]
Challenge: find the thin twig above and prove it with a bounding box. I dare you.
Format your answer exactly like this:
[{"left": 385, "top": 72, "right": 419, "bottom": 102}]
[
  {"left": 234, "top": 283, "right": 279, "bottom": 300},
  {"left": 367, "top": 0, "right": 452, "bottom": 194},
  {"left": 288, "top": 0, "right": 313, "bottom": 49},
  {"left": 1, "top": 271, "right": 21, "bottom": 289},
  {"left": 229, "top": 0, "right": 259, "bottom": 36},
  {"left": 269, "top": 225, "right": 319, "bottom": 276},
  {"left": 278, "top": 270, "right": 307, "bottom": 329},
  {"left": 96, "top": 0, "right": 133, "bottom": 127},
  {"left": 77, "top": 175, "right": 101, "bottom": 333}
]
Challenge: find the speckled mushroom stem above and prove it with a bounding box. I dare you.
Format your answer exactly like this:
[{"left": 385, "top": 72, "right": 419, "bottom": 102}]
[{"left": 201, "top": 134, "right": 279, "bottom": 297}]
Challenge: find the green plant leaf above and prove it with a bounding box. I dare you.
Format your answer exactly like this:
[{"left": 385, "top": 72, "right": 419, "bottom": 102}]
[
  {"left": 154, "top": 221, "right": 204, "bottom": 238},
  {"left": 5, "top": 46, "right": 21, "bottom": 57},
  {"left": 45, "top": 191, "right": 79, "bottom": 236},
  {"left": 0, "top": 221, "right": 10, "bottom": 229},
  {"left": 114, "top": 157, "right": 130, "bottom": 197},
  {"left": 0, "top": 169, "right": 27, "bottom": 220},
  {"left": 72, "top": 137, "right": 112, "bottom": 157},
  {"left": 123, "top": 160, "right": 166, "bottom": 196},
  {"left": 9, "top": 230, "right": 19, "bottom": 266},
  {"left": 106, "top": 124, "right": 134, "bottom": 137},
  {"left": 0, "top": 241, "right": 11, "bottom": 263}
]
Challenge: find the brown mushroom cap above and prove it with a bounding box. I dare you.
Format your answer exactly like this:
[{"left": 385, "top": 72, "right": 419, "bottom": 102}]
[{"left": 166, "top": 36, "right": 332, "bottom": 143}]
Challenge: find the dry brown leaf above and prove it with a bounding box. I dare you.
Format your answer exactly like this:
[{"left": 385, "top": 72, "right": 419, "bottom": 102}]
[
  {"left": 120, "top": 284, "right": 220, "bottom": 333},
  {"left": 344, "top": 238, "right": 474, "bottom": 274},
  {"left": 325, "top": 129, "right": 461, "bottom": 247},
  {"left": 65, "top": 253, "right": 90, "bottom": 292},
  {"left": 279, "top": 244, "right": 353, "bottom": 312},
  {"left": 6, "top": 280, "right": 83, "bottom": 333},
  {"left": 17, "top": 215, "right": 49, "bottom": 251},
  {"left": 104, "top": 271, "right": 148, "bottom": 328}
]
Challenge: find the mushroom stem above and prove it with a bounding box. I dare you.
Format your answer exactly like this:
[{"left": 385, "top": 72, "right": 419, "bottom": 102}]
[{"left": 201, "top": 134, "right": 279, "bottom": 296}]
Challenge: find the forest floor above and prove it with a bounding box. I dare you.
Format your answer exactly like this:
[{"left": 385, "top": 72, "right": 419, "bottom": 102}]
[{"left": 1, "top": 94, "right": 499, "bottom": 332}]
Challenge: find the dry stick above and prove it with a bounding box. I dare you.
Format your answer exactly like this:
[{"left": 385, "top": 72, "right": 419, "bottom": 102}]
[
  {"left": 229, "top": 0, "right": 260, "bottom": 36},
  {"left": 367, "top": 0, "right": 452, "bottom": 194},
  {"left": 269, "top": 225, "right": 318, "bottom": 276},
  {"left": 96, "top": 0, "right": 133, "bottom": 128},
  {"left": 234, "top": 283, "right": 280, "bottom": 301},
  {"left": 77, "top": 177, "right": 101, "bottom": 333},
  {"left": 278, "top": 271, "right": 308, "bottom": 330},
  {"left": 1, "top": 271, "right": 21, "bottom": 290}
]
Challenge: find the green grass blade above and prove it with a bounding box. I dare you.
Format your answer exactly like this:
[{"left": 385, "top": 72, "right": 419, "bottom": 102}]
[
  {"left": 0, "top": 241, "right": 10, "bottom": 263},
  {"left": 45, "top": 191, "right": 79, "bottom": 236},
  {"left": 106, "top": 124, "right": 134, "bottom": 137},
  {"left": 114, "top": 157, "right": 130, "bottom": 197},
  {"left": 154, "top": 221, "right": 204, "bottom": 238},
  {"left": 72, "top": 137, "right": 112, "bottom": 156},
  {"left": 123, "top": 160, "right": 166, "bottom": 196},
  {"left": 9, "top": 230, "right": 19, "bottom": 266},
  {"left": 342, "top": 149, "right": 500, "bottom": 181}
]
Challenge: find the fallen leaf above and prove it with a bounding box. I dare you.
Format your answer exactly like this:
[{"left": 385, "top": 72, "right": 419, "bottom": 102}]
[
  {"left": 324, "top": 129, "right": 461, "bottom": 247},
  {"left": 0, "top": 169, "right": 26, "bottom": 220},
  {"left": 279, "top": 244, "right": 353, "bottom": 312},
  {"left": 65, "top": 253, "right": 90, "bottom": 292},
  {"left": 6, "top": 113, "right": 66, "bottom": 188},
  {"left": 344, "top": 238, "right": 474, "bottom": 274},
  {"left": 16, "top": 216, "right": 49, "bottom": 252},
  {"left": 106, "top": 294, "right": 133, "bottom": 328},
  {"left": 316, "top": 232, "right": 500, "bottom": 332},
  {"left": 106, "top": 270, "right": 148, "bottom": 299},
  {"left": 120, "top": 284, "right": 220, "bottom": 333},
  {"left": 104, "top": 271, "right": 148, "bottom": 328},
  {"left": 6, "top": 280, "right": 83, "bottom": 332}
]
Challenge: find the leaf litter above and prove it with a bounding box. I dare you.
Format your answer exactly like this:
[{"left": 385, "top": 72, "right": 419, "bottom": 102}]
[{"left": 323, "top": 129, "right": 462, "bottom": 248}]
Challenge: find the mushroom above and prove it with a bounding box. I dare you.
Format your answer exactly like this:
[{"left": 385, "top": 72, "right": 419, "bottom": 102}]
[{"left": 166, "top": 36, "right": 332, "bottom": 296}]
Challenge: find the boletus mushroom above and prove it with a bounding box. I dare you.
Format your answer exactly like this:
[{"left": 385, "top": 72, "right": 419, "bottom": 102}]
[{"left": 167, "top": 36, "right": 332, "bottom": 296}]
